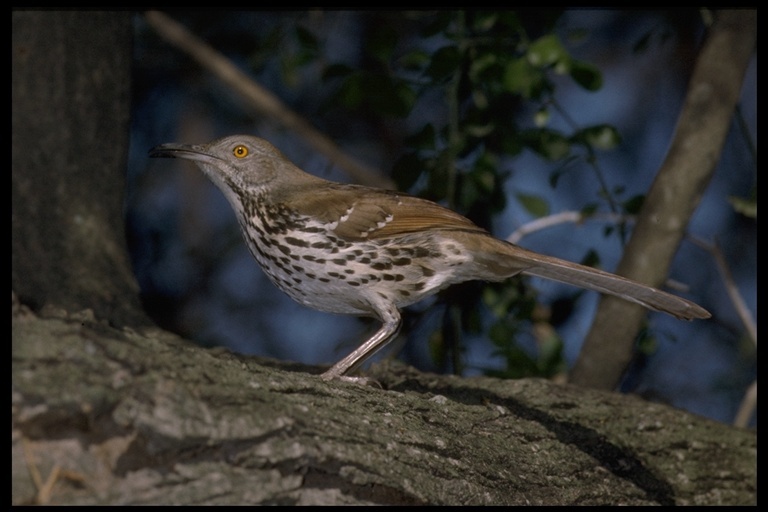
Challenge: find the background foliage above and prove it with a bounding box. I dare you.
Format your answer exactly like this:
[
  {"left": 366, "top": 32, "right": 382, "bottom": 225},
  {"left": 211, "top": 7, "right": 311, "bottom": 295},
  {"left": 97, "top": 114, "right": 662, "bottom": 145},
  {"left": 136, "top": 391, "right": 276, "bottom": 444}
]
[{"left": 129, "top": 10, "right": 755, "bottom": 424}]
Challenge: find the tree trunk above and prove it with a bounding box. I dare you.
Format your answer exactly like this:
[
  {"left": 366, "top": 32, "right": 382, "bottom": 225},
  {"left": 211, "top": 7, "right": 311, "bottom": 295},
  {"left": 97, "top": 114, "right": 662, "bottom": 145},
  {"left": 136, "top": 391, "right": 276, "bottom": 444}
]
[
  {"left": 570, "top": 9, "right": 756, "bottom": 389},
  {"left": 12, "top": 10, "right": 148, "bottom": 327}
]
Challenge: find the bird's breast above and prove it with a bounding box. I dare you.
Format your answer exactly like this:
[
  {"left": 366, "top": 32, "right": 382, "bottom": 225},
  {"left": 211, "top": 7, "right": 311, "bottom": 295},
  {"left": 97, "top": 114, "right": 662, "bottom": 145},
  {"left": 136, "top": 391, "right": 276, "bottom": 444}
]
[{"left": 235, "top": 205, "right": 475, "bottom": 315}]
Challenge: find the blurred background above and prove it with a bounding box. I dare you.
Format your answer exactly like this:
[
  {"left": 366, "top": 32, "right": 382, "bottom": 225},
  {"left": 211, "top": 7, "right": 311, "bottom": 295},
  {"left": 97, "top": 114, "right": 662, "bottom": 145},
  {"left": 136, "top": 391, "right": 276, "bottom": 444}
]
[{"left": 126, "top": 10, "right": 755, "bottom": 425}]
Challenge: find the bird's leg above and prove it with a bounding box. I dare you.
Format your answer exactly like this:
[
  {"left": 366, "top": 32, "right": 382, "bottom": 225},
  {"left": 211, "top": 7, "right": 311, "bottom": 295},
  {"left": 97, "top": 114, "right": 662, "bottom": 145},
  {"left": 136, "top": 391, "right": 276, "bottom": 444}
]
[{"left": 321, "top": 306, "right": 402, "bottom": 382}]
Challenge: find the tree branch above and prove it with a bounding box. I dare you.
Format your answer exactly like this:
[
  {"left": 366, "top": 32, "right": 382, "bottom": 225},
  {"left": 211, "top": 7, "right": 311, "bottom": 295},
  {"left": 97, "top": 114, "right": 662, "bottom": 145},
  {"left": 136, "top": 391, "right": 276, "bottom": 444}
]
[
  {"left": 13, "top": 306, "right": 756, "bottom": 505},
  {"left": 143, "top": 10, "right": 395, "bottom": 189},
  {"left": 505, "top": 211, "right": 634, "bottom": 245}
]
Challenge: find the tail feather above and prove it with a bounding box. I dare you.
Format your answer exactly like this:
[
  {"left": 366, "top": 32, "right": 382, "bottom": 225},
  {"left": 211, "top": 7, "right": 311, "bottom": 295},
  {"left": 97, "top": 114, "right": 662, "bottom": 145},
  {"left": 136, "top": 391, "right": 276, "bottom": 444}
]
[
  {"left": 521, "top": 255, "right": 710, "bottom": 320},
  {"left": 442, "top": 230, "right": 709, "bottom": 321}
]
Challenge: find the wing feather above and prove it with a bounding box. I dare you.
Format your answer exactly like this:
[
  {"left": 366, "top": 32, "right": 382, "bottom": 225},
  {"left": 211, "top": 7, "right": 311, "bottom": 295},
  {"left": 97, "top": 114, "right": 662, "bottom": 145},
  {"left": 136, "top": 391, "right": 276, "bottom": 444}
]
[{"left": 288, "top": 184, "right": 485, "bottom": 241}]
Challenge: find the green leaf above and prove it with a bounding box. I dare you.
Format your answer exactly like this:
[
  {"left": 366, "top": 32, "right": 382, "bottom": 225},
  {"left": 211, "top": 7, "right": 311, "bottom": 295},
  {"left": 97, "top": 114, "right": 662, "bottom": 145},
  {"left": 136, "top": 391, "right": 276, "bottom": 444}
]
[
  {"left": 525, "top": 129, "right": 571, "bottom": 160},
  {"left": 572, "top": 124, "right": 621, "bottom": 150},
  {"left": 458, "top": 177, "right": 480, "bottom": 211},
  {"left": 295, "top": 26, "right": 318, "bottom": 51},
  {"left": 533, "top": 108, "right": 550, "bottom": 127},
  {"left": 580, "top": 203, "right": 599, "bottom": 217},
  {"left": 503, "top": 58, "right": 545, "bottom": 98},
  {"left": 363, "top": 74, "right": 416, "bottom": 118},
  {"left": 569, "top": 59, "right": 603, "bottom": 91},
  {"left": 728, "top": 195, "right": 757, "bottom": 218},
  {"left": 580, "top": 249, "right": 601, "bottom": 268},
  {"left": 399, "top": 49, "right": 431, "bottom": 71},
  {"left": 527, "top": 34, "right": 568, "bottom": 68},
  {"left": 427, "top": 328, "right": 448, "bottom": 368},
  {"left": 470, "top": 165, "right": 496, "bottom": 194},
  {"left": 472, "top": 89, "right": 489, "bottom": 109},
  {"left": 622, "top": 194, "right": 645, "bottom": 215},
  {"left": 464, "top": 122, "right": 495, "bottom": 138},
  {"left": 483, "top": 283, "right": 523, "bottom": 319},
  {"left": 635, "top": 327, "right": 658, "bottom": 356},
  {"left": 489, "top": 321, "right": 517, "bottom": 347},
  {"left": 335, "top": 72, "right": 364, "bottom": 108},
  {"left": 426, "top": 45, "right": 461, "bottom": 81},
  {"left": 472, "top": 11, "right": 499, "bottom": 32},
  {"left": 516, "top": 193, "right": 550, "bottom": 218},
  {"left": 468, "top": 52, "right": 498, "bottom": 82},
  {"left": 404, "top": 123, "right": 436, "bottom": 150},
  {"left": 537, "top": 334, "right": 565, "bottom": 376},
  {"left": 500, "top": 135, "right": 525, "bottom": 156},
  {"left": 368, "top": 24, "right": 399, "bottom": 61}
]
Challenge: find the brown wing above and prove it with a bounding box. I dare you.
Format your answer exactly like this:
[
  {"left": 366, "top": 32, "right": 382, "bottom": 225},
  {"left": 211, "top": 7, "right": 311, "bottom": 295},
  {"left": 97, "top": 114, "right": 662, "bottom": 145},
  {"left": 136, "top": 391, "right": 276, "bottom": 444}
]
[{"left": 288, "top": 184, "right": 486, "bottom": 241}]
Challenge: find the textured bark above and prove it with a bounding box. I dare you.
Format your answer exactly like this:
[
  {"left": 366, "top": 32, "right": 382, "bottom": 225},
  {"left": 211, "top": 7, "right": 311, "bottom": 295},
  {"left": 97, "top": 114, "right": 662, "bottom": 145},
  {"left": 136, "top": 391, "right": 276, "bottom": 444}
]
[
  {"left": 12, "top": 11, "right": 148, "bottom": 327},
  {"left": 571, "top": 10, "right": 756, "bottom": 389},
  {"left": 12, "top": 302, "right": 756, "bottom": 505}
]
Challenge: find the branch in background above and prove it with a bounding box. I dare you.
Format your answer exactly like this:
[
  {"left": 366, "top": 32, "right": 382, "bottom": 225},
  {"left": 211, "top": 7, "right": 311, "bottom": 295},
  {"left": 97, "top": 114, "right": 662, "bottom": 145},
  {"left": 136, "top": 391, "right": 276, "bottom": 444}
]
[
  {"left": 688, "top": 236, "right": 756, "bottom": 345},
  {"left": 505, "top": 211, "right": 633, "bottom": 245},
  {"left": 733, "top": 381, "right": 756, "bottom": 429},
  {"left": 507, "top": 211, "right": 710, "bottom": 297},
  {"left": 688, "top": 236, "right": 756, "bottom": 428},
  {"left": 143, "top": 10, "right": 395, "bottom": 190},
  {"left": 549, "top": 101, "right": 621, "bottom": 218}
]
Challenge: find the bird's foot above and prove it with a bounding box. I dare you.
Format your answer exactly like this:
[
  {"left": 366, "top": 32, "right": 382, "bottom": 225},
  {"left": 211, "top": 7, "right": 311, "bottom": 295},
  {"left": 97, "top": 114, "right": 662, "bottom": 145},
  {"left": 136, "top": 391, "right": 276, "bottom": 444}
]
[{"left": 320, "top": 371, "right": 382, "bottom": 388}]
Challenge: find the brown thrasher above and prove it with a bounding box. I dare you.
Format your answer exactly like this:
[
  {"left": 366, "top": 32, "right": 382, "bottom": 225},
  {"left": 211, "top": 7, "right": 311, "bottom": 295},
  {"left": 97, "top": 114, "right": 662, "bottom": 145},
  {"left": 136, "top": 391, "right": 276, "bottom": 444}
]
[{"left": 149, "top": 135, "right": 710, "bottom": 381}]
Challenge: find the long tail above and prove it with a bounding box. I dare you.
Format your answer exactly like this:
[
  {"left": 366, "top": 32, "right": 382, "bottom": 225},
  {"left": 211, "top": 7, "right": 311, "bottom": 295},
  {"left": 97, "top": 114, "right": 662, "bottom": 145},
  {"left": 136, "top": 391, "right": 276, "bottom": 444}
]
[
  {"left": 465, "top": 233, "right": 710, "bottom": 321},
  {"left": 521, "top": 252, "right": 710, "bottom": 320}
]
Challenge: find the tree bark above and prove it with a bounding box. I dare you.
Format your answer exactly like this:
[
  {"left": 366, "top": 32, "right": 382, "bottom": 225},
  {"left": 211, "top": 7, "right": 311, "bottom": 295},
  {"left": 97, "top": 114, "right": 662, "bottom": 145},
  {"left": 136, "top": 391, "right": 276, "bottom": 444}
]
[
  {"left": 570, "top": 9, "right": 756, "bottom": 389},
  {"left": 12, "top": 303, "right": 756, "bottom": 505},
  {"left": 12, "top": 10, "right": 148, "bottom": 327}
]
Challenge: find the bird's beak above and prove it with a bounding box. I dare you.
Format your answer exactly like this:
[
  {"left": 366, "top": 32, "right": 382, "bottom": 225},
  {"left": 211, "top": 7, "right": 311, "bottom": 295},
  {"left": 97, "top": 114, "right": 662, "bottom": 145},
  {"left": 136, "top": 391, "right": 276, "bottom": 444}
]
[{"left": 149, "top": 143, "right": 222, "bottom": 165}]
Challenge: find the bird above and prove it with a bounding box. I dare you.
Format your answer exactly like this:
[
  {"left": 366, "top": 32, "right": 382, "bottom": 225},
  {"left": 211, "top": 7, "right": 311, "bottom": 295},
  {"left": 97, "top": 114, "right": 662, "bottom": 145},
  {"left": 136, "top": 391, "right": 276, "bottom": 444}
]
[{"left": 149, "top": 135, "right": 710, "bottom": 382}]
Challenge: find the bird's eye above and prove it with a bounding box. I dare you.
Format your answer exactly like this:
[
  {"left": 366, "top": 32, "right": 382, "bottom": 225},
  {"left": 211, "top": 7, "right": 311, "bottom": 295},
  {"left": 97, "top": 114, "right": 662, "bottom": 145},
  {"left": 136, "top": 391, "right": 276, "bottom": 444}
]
[{"left": 233, "top": 145, "right": 249, "bottom": 158}]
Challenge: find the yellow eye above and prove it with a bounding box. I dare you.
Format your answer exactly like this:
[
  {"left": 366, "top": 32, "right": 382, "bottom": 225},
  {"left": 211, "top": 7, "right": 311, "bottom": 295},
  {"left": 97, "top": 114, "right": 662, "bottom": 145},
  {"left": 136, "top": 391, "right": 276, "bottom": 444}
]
[{"left": 233, "top": 145, "right": 249, "bottom": 158}]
